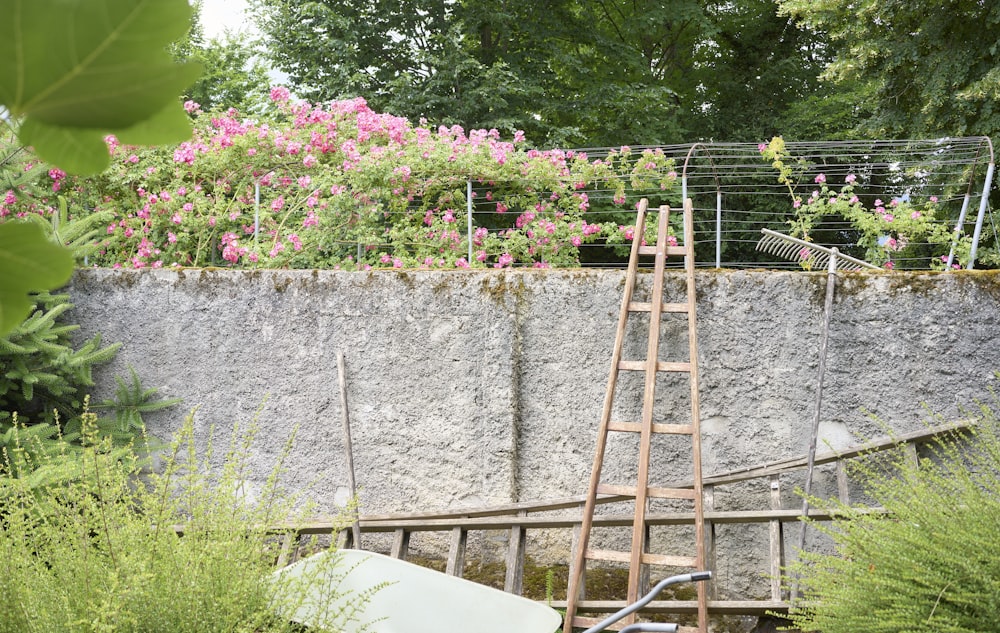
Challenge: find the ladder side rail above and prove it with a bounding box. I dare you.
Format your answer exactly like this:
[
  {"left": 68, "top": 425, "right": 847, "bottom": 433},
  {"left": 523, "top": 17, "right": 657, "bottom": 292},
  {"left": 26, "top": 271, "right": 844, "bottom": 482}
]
[
  {"left": 684, "top": 198, "right": 709, "bottom": 633},
  {"left": 565, "top": 200, "right": 651, "bottom": 630},
  {"left": 627, "top": 205, "right": 672, "bottom": 609}
]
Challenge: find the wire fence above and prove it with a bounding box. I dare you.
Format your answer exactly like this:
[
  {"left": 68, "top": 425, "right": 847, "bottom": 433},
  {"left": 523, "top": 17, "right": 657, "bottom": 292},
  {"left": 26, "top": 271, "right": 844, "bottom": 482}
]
[{"left": 236, "top": 137, "right": 996, "bottom": 271}]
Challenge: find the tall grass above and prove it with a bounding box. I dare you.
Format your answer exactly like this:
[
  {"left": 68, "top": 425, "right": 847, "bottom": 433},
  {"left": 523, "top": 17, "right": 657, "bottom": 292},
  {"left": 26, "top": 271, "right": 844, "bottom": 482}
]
[
  {"left": 0, "top": 409, "right": 360, "bottom": 633},
  {"left": 786, "top": 401, "right": 1000, "bottom": 633}
]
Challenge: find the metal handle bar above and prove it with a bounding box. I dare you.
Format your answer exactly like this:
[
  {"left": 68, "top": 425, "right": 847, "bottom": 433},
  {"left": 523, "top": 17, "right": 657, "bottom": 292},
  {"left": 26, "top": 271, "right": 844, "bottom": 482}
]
[{"left": 580, "top": 571, "right": 712, "bottom": 633}]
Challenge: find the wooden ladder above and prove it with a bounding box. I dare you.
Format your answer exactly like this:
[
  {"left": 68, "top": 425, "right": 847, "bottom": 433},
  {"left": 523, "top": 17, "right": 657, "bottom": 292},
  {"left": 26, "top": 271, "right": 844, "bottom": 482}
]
[{"left": 564, "top": 198, "right": 708, "bottom": 633}]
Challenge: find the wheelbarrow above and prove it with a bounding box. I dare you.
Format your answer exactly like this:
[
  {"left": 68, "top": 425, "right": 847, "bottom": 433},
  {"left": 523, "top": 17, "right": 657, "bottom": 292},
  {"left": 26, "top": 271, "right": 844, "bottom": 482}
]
[{"left": 272, "top": 548, "right": 711, "bottom": 633}]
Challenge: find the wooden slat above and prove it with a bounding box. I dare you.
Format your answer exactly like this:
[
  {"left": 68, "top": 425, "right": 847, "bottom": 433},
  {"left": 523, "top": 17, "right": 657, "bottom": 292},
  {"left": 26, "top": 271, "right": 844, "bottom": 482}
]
[
  {"left": 504, "top": 511, "right": 527, "bottom": 595},
  {"left": 628, "top": 301, "right": 690, "bottom": 313},
  {"left": 647, "top": 487, "right": 697, "bottom": 500},
  {"left": 275, "top": 532, "right": 297, "bottom": 568},
  {"left": 597, "top": 484, "right": 696, "bottom": 500},
  {"left": 768, "top": 475, "right": 783, "bottom": 601},
  {"left": 280, "top": 506, "right": 885, "bottom": 538},
  {"left": 554, "top": 600, "right": 789, "bottom": 616},
  {"left": 641, "top": 553, "right": 697, "bottom": 567},
  {"left": 637, "top": 245, "right": 686, "bottom": 257},
  {"left": 703, "top": 484, "right": 717, "bottom": 601},
  {"left": 618, "top": 360, "right": 692, "bottom": 372},
  {"left": 390, "top": 527, "right": 410, "bottom": 559},
  {"left": 585, "top": 548, "right": 696, "bottom": 568},
  {"left": 836, "top": 460, "right": 850, "bottom": 504},
  {"left": 586, "top": 548, "right": 631, "bottom": 563},
  {"left": 699, "top": 420, "right": 972, "bottom": 488},
  {"left": 608, "top": 421, "right": 693, "bottom": 435},
  {"left": 445, "top": 527, "right": 467, "bottom": 577},
  {"left": 571, "top": 615, "right": 623, "bottom": 631}
]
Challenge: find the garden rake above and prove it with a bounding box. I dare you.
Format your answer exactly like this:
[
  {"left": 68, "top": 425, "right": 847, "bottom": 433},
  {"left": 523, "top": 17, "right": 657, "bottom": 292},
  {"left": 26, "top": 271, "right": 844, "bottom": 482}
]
[
  {"left": 755, "top": 229, "right": 880, "bottom": 272},
  {"left": 755, "top": 229, "right": 880, "bottom": 600}
]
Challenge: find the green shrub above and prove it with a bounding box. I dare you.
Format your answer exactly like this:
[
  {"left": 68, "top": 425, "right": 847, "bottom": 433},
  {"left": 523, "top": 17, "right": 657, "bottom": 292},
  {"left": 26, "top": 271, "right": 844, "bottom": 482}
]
[
  {"left": 0, "top": 291, "right": 179, "bottom": 488},
  {"left": 786, "top": 404, "right": 1000, "bottom": 633},
  {"left": 0, "top": 410, "right": 360, "bottom": 633}
]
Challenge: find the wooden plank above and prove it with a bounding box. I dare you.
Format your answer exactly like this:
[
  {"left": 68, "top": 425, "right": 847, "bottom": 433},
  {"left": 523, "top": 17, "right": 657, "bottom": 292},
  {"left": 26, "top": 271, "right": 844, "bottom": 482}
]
[
  {"left": 552, "top": 599, "right": 790, "bottom": 616},
  {"left": 703, "top": 484, "right": 717, "bottom": 601},
  {"left": 390, "top": 527, "right": 410, "bottom": 560},
  {"left": 359, "top": 492, "right": 626, "bottom": 522},
  {"left": 587, "top": 547, "right": 695, "bottom": 568},
  {"left": 638, "top": 245, "right": 686, "bottom": 257},
  {"left": 572, "top": 615, "right": 623, "bottom": 631},
  {"left": 836, "top": 460, "right": 850, "bottom": 504},
  {"left": 626, "top": 204, "right": 672, "bottom": 613},
  {"left": 504, "top": 511, "right": 527, "bottom": 595},
  {"left": 569, "top": 523, "right": 585, "bottom": 602},
  {"left": 565, "top": 200, "right": 650, "bottom": 633},
  {"left": 768, "top": 475, "right": 783, "bottom": 601},
  {"left": 597, "top": 484, "right": 695, "bottom": 500},
  {"left": 618, "top": 360, "right": 692, "bottom": 372},
  {"left": 275, "top": 532, "right": 297, "bottom": 568},
  {"left": 641, "top": 553, "right": 697, "bottom": 567},
  {"left": 608, "top": 421, "right": 693, "bottom": 435},
  {"left": 273, "top": 506, "right": 886, "bottom": 537},
  {"left": 627, "top": 301, "right": 690, "bottom": 313},
  {"left": 647, "top": 487, "right": 697, "bottom": 500},
  {"left": 697, "top": 420, "right": 972, "bottom": 488},
  {"left": 445, "top": 527, "right": 467, "bottom": 577},
  {"left": 683, "top": 198, "right": 709, "bottom": 633}
]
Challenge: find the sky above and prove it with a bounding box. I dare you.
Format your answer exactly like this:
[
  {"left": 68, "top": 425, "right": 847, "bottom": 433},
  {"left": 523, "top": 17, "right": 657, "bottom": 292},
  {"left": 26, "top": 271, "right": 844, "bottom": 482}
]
[{"left": 198, "top": 0, "right": 254, "bottom": 39}]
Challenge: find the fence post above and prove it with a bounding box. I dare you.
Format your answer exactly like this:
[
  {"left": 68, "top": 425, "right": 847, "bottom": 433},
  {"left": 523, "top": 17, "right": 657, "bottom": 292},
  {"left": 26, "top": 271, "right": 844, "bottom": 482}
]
[{"left": 467, "top": 179, "right": 474, "bottom": 264}]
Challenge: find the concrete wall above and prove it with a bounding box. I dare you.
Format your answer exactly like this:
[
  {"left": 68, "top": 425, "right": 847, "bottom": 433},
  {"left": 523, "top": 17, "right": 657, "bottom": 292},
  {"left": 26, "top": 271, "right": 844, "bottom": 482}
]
[{"left": 67, "top": 268, "right": 1000, "bottom": 596}]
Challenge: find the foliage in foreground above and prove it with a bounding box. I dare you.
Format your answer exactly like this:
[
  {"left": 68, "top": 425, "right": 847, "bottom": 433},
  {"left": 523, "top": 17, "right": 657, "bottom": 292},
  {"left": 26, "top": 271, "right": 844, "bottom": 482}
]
[
  {"left": 0, "top": 0, "right": 201, "bottom": 337},
  {"left": 0, "top": 411, "right": 361, "bottom": 633},
  {"left": 787, "top": 403, "right": 1000, "bottom": 632},
  {"left": 0, "top": 290, "right": 180, "bottom": 491}
]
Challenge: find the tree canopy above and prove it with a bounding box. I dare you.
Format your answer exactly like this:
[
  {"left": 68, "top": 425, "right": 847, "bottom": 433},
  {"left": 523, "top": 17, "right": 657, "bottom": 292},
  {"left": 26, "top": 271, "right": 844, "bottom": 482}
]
[
  {"left": 777, "top": 0, "right": 1000, "bottom": 140},
  {"left": 249, "top": 0, "right": 841, "bottom": 146}
]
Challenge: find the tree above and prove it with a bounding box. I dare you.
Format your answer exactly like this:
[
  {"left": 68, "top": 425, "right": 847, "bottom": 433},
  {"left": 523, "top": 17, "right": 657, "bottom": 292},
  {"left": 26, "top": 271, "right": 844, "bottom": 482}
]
[
  {"left": 183, "top": 33, "right": 272, "bottom": 114},
  {"left": 777, "top": 0, "right": 1000, "bottom": 140},
  {"left": 250, "top": 0, "right": 848, "bottom": 147}
]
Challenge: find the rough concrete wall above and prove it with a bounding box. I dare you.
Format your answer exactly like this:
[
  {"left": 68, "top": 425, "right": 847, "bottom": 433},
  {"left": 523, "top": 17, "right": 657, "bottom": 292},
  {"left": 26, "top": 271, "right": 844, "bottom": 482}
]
[{"left": 67, "top": 269, "right": 1000, "bottom": 596}]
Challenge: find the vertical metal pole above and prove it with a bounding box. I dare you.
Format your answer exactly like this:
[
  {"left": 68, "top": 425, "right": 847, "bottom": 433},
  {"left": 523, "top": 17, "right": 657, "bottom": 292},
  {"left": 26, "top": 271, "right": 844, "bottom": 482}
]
[
  {"left": 467, "top": 179, "right": 474, "bottom": 264},
  {"left": 715, "top": 190, "right": 722, "bottom": 268},
  {"left": 967, "top": 162, "right": 995, "bottom": 269},
  {"left": 254, "top": 181, "right": 261, "bottom": 242},
  {"left": 946, "top": 193, "right": 972, "bottom": 268}
]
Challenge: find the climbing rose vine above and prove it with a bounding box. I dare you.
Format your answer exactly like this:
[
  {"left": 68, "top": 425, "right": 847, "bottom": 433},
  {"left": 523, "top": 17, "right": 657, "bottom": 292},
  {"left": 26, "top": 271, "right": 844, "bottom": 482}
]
[
  {"left": 2, "top": 90, "right": 681, "bottom": 270},
  {"left": 760, "top": 137, "right": 970, "bottom": 270}
]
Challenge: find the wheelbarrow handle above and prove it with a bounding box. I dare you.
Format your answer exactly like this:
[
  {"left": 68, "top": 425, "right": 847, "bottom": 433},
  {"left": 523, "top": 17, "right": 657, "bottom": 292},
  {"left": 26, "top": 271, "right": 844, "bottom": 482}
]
[{"left": 579, "top": 571, "right": 712, "bottom": 633}]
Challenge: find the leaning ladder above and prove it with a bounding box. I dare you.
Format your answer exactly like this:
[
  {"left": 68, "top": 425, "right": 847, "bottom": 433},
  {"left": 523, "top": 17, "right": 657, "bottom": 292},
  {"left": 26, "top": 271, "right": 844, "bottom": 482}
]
[{"left": 564, "top": 198, "right": 708, "bottom": 633}]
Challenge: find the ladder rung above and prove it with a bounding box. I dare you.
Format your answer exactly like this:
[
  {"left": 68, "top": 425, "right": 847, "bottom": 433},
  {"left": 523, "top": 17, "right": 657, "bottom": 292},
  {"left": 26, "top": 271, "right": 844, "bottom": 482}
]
[
  {"left": 642, "top": 553, "right": 698, "bottom": 567},
  {"left": 572, "top": 616, "right": 623, "bottom": 631},
  {"left": 627, "top": 301, "right": 690, "bottom": 313},
  {"left": 597, "top": 484, "right": 697, "bottom": 500},
  {"left": 587, "top": 549, "right": 697, "bottom": 568},
  {"left": 637, "top": 245, "right": 687, "bottom": 257},
  {"left": 608, "top": 421, "right": 693, "bottom": 435},
  {"left": 586, "top": 548, "right": 631, "bottom": 563},
  {"left": 618, "top": 360, "right": 692, "bottom": 372}
]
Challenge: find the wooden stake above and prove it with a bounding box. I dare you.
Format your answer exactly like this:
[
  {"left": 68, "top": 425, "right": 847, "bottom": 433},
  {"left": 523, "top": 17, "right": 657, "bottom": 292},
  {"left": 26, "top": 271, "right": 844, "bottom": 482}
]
[{"left": 337, "top": 350, "right": 362, "bottom": 549}]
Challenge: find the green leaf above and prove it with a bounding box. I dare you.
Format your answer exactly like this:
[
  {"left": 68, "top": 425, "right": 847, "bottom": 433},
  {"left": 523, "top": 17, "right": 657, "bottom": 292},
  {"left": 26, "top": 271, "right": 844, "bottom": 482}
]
[
  {"left": 0, "top": 0, "right": 201, "bottom": 127},
  {"left": 115, "top": 101, "right": 192, "bottom": 146},
  {"left": 0, "top": 223, "right": 74, "bottom": 336},
  {"left": 18, "top": 118, "right": 110, "bottom": 175}
]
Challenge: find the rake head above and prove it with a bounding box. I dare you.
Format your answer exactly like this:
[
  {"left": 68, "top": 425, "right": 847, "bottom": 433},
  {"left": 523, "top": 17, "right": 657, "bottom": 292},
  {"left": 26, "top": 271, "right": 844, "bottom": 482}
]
[{"left": 756, "top": 229, "right": 881, "bottom": 271}]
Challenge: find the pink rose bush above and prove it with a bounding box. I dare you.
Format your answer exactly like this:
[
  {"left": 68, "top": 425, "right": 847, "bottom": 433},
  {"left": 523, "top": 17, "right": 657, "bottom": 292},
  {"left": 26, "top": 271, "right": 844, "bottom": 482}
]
[{"left": 1, "top": 92, "right": 682, "bottom": 269}]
